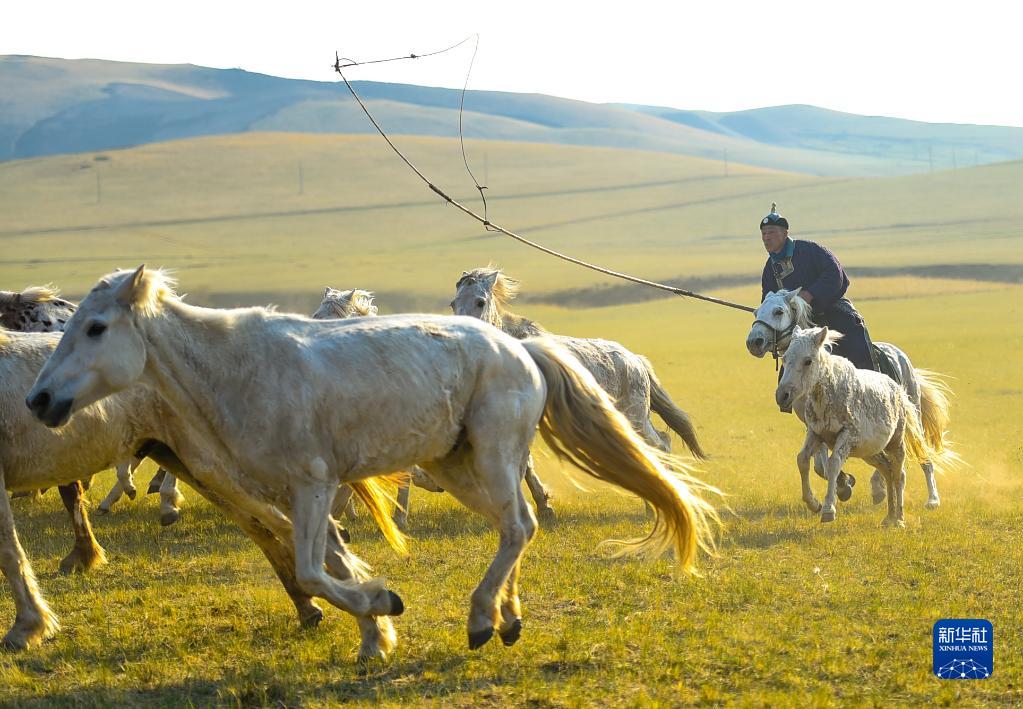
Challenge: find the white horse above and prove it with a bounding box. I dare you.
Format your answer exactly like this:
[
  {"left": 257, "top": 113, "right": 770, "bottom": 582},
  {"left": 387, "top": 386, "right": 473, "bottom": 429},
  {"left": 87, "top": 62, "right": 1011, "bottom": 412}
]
[
  {"left": 311, "top": 287, "right": 444, "bottom": 532},
  {"left": 775, "top": 327, "right": 959, "bottom": 525},
  {"left": 0, "top": 330, "right": 174, "bottom": 649},
  {"left": 452, "top": 267, "right": 709, "bottom": 518},
  {"left": 28, "top": 266, "right": 719, "bottom": 661},
  {"left": 746, "top": 289, "right": 954, "bottom": 509},
  {"left": 1, "top": 283, "right": 183, "bottom": 524}
]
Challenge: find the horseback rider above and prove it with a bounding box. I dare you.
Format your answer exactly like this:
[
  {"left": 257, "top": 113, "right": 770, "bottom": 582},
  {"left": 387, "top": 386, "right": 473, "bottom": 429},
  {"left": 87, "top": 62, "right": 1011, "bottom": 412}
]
[{"left": 759, "top": 203, "right": 879, "bottom": 372}]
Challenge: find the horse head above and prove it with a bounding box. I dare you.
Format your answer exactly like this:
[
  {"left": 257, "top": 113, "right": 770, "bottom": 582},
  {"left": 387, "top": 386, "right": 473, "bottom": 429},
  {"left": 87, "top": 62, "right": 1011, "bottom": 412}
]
[
  {"left": 775, "top": 326, "right": 837, "bottom": 411},
  {"left": 746, "top": 289, "right": 813, "bottom": 359},
  {"left": 312, "top": 287, "right": 378, "bottom": 320},
  {"left": 27, "top": 265, "right": 159, "bottom": 427},
  {"left": 450, "top": 267, "right": 507, "bottom": 329}
]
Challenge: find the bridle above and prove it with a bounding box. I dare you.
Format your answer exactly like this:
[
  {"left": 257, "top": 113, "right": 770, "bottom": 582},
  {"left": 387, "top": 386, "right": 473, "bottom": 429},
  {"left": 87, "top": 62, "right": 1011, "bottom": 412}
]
[{"left": 752, "top": 311, "right": 796, "bottom": 371}]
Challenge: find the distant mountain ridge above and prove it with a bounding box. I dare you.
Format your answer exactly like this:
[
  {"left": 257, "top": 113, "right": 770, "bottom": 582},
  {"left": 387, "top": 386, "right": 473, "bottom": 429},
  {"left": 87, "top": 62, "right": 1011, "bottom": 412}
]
[{"left": 4, "top": 55, "right": 1023, "bottom": 176}]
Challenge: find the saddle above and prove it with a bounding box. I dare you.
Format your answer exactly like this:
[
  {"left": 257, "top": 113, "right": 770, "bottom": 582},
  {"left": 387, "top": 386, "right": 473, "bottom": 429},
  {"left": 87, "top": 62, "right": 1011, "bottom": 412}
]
[{"left": 873, "top": 344, "right": 903, "bottom": 387}]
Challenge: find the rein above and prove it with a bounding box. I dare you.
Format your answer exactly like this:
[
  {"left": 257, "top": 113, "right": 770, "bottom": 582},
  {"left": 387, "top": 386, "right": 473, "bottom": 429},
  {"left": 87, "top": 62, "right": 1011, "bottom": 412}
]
[{"left": 752, "top": 316, "right": 795, "bottom": 371}]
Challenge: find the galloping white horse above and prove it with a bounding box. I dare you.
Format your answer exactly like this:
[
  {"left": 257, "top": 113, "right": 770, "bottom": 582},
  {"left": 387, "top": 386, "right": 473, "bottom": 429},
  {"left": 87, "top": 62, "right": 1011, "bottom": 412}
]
[
  {"left": 452, "top": 267, "right": 709, "bottom": 519},
  {"left": 747, "top": 290, "right": 955, "bottom": 509},
  {"left": 27, "top": 266, "right": 720, "bottom": 661},
  {"left": 775, "top": 327, "right": 959, "bottom": 525}
]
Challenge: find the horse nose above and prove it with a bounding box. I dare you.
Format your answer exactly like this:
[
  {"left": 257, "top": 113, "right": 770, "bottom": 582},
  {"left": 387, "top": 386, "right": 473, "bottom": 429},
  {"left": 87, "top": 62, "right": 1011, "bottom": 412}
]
[
  {"left": 747, "top": 334, "right": 766, "bottom": 355},
  {"left": 775, "top": 387, "right": 792, "bottom": 408},
  {"left": 26, "top": 389, "right": 51, "bottom": 419}
]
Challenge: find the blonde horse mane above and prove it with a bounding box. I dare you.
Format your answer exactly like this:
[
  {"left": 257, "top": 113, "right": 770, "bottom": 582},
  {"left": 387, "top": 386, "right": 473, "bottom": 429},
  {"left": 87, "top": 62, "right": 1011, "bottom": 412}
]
[
  {"left": 0, "top": 284, "right": 62, "bottom": 307},
  {"left": 787, "top": 290, "right": 816, "bottom": 328},
  {"left": 463, "top": 266, "right": 520, "bottom": 313},
  {"left": 105, "top": 267, "right": 178, "bottom": 317},
  {"left": 319, "top": 288, "right": 377, "bottom": 318}
]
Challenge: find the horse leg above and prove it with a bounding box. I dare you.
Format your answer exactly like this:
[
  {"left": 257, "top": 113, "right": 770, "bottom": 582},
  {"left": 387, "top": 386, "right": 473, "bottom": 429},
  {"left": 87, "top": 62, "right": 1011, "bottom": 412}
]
[
  {"left": 322, "top": 520, "right": 397, "bottom": 662},
  {"left": 410, "top": 465, "right": 443, "bottom": 492},
  {"left": 820, "top": 432, "right": 853, "bottom": 523},
  {"left": 57, "top": 481, "right": 107, "bottom": 574},
  {"left": 117, "top": 458, "right": 138, "bottom": 500},
  {"left": 0, "top": 469, "right": 60, "bottom": 649},
  {"left": 922, "top": 460, "right": 940, "bottom": 509},
  {"left": 881, "top": 442, "right": 908, "bottom": 528},
  {"left": 871, "top": 469, "right": 887, "bottom": 505},
  {"left": 96, "top": 474, "right": 126, "bottom": 515},
  {"left": 158, "top": 472, "right": 184, "bottom": 527},
  {"left": 392, "top": 476, "right": 410, "bottom": 533},
  {"left": 797, "top": 429, "right": 822, "bottom": 513},
  {"left": 427, "top": 440, "right": 537, "bottom": 650},
  {"left": 523, "top": 454, "right": 554, "bottom": 525},
  {"left": 291, "top": 475, "right": 403, "bottom": 662},
  {"left": 147, "top": 467, "right": 168, "bottom": 495},
  {"left": 332, "top": 485, "right": 356, "bottom": 520}
]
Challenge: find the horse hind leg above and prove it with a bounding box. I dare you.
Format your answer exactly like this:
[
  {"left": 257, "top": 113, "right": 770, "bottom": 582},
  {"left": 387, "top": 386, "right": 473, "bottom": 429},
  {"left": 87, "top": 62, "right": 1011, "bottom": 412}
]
[
  {"left": 158, "top": 472, "right": 184, "bottom": 527},
  {"left": 428, "top": 437, "right": 537, "bottom": 651},
  {"left": 523, "top": 454, "right": 554, "bottom": 525},
  {"left": 0, "top": 471, "right": 60, "bottom": 649},
  {"left": 922, "top": 460, "right": 940, "bottom": 509},
  {"left": 392, "top": 476, "right": 410, "bottom": 533},
  {"left": 57, "top": 481, "right": 107, "bottom": 574}
]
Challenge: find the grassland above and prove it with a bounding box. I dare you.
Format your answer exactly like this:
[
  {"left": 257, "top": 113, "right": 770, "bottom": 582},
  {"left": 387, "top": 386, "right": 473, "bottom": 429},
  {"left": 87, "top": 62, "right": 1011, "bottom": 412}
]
[{"left": 0, "top": 134, "right": 1020, "bottom": 706}]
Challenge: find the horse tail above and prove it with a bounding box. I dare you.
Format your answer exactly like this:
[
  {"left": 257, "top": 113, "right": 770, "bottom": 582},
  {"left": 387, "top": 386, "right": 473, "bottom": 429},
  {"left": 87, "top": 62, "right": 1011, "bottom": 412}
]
[
  {"left": 641, "top": 356, "right": 708, "bottom": 460},
  {"left": 521, "top": 337, "right": 720, "bottom": 574},
  {"left": 901, "top": 384, "right": 961, "bottom": 473},
  {"left": 349, "top": 474, "right": 409, "bottom": 556},
  {"left": 915, "top": 368, "right": 955, "bottom": 456}
]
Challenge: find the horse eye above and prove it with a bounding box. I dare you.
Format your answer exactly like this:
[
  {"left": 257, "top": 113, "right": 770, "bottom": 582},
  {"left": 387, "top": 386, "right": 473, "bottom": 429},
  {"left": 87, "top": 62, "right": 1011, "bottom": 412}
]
[
  {"left": 803, "top": 357, "right": 812, "bottom": 367},
  {"left": 87, "top": 322, "right": 107, "bottom": 338},
  {"left": 773, "top": 308, "right": 784, "bottom": 317},
  {"left": 475, "top": 298, "right": 486, "bottom": 308}
]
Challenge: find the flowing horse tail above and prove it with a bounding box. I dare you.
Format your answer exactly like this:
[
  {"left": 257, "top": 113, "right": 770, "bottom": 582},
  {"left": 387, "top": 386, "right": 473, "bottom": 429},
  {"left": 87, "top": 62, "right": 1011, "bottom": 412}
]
[
  {"left": 901, "top": 373, "right": 961, "bottom": 474},
  {"left": 521, "top": 338, "right": 720, "bottom": 574},
  {"left": 915, "top": 368, "right": 956, "bottom": 458},
  {"left": 349, "top": 475, "right": 409, "bottom": 556},
  {"left": 641, "top": 356, "right": 708, "bottom": 460}
]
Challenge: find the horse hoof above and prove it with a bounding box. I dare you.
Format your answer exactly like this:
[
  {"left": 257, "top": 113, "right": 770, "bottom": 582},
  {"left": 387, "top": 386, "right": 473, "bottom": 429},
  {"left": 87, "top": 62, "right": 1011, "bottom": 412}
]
[
  {"left": 468, "top": 626, "right": 494, "bottom": 650},
  {"left": 95, "top": 506, "right": 110, "bottom": 515},
  {"left": 125, "top": 489, "right": 137, "bottom": 501},
  {"left": 387, "top": 591, "right": 404, "bottom": 617},
  {"left": 159, "top": 510, "right": 180, "bottom": 527},
  {"left": 339, "top": 527, "right": 351, "bottom": 544},
  {"left": 300, "top": 608, "right": 324, "bottom": 629},
  {"left": 538, "top": 507, "right": 556, "bottom": 526},
  {"left": 837, "top": 484, "right": 853, "bottom": 503},
  {"left": 820, "top": 510, "right": 836, "bottom": 523},
  {"left": 925, "top": 500, "right": 940, "bottom": 510},
  {"left": 147, "top": 482, "right": 162, "bottom": 495},
  {"left": 499, "top": 618, "right": 522, "bottom": 647}
]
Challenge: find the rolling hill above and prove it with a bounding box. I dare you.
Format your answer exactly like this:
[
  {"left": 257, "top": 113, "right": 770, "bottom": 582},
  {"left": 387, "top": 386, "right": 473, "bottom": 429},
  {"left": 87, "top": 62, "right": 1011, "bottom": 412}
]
[
  {"left": 0, "top": 131, "right": 1019, "bottom": 312},
  {"left": 5, "top": 55, "right": 1023, "bottom": 176}
]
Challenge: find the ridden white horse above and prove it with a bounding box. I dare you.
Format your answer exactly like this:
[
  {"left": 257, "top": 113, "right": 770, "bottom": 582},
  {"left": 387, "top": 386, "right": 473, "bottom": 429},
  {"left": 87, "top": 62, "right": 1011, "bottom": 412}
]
[
  {"left": 775, "top": 327, "right": 959, "bottom": 525},
  {"left": 452, "top": 267, "right": 708, "bottom": 518},
  {"left": 746, "top": 289, "right": 954, "bottom": 509},
  {"left": 28, "top": 266, "right": 720, "bottom": 661},
  {"left": 311, "top": 287, "right": 444, "bottom": 532}
]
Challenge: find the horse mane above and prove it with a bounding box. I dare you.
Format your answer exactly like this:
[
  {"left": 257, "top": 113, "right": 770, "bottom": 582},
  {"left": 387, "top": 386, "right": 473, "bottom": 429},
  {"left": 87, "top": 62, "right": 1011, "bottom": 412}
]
[
  {"left": 105, "top": 268, "right": 178, "bottom": 317},
  {"left": 462, "top": 266, "right": 520, "bottom": 312},
  {"left": 320, "top": 288, "right": 377, "bottom": 318},
  {"left": 0, "top": 284, "right": 62, "bottom": 308},
  {"left": 787, "top": 290, "right": 816, "bottom": 328}
]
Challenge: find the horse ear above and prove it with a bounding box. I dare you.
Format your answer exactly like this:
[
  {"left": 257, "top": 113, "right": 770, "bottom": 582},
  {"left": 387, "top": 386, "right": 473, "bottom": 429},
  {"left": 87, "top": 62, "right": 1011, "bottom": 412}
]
[
  {"left": 323, "top": 287, "right": 330, "bottom": 297},
  {"left": 115, "top": 265, "right": 146, "bottom": 307},
  {"left": 813, "top": 327, "right": 829, "bottom": 350},
  {"left": 369, "top": 305, "right": 379, "bottom": 316},
  {"left": 785, "top": 289, "right": 802, "bottom": 303},
  {"left": 482, "top": 271, "right": 499, "bottom": 287}
]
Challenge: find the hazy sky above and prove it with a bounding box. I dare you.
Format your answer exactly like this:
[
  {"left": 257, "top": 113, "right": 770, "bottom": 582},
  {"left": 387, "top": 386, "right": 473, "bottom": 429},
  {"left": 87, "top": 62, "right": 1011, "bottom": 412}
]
[{"left": 4, "top": 0, "right": 1021, "bottom": 127}]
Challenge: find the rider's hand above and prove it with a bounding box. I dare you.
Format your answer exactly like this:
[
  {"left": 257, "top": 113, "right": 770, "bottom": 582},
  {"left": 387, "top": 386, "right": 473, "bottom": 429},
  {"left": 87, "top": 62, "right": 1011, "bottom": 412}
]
[{"left": 799, "top": 291, "right": 814, "bottom": 305}]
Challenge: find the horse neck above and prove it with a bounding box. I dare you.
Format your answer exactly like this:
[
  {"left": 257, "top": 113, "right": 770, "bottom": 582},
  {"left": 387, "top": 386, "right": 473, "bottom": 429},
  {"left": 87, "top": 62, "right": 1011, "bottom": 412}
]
[
  {"left": 487, "top": 299, "right": 544, "bottom": 339},
  {"left": 137, "top": 301, "right": 262, "bottom": 437}
]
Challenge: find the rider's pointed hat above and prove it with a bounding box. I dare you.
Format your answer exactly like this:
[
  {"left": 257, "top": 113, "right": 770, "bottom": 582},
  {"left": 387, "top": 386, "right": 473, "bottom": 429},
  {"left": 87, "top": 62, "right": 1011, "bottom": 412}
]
[{"left": 760, "top": 202, "right": 789, "bottom": 229}]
